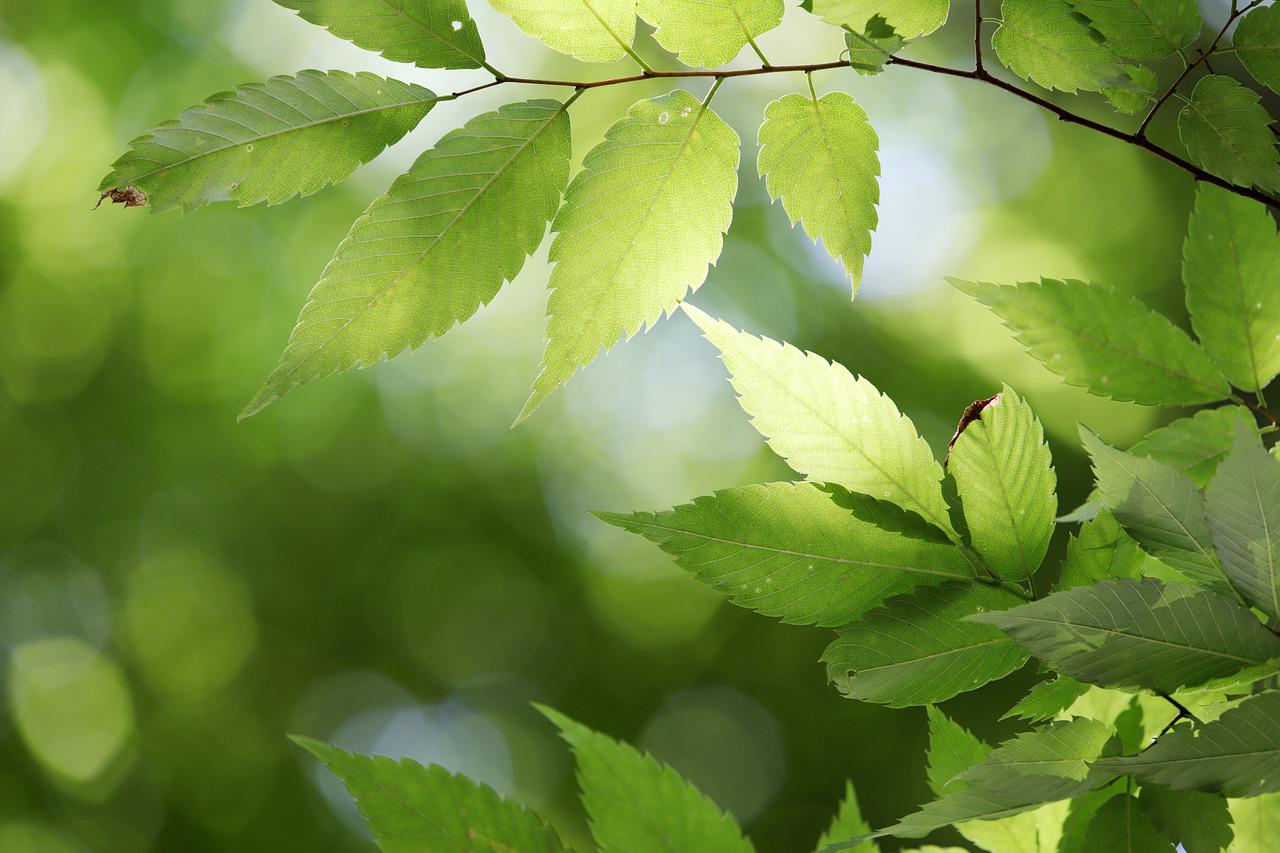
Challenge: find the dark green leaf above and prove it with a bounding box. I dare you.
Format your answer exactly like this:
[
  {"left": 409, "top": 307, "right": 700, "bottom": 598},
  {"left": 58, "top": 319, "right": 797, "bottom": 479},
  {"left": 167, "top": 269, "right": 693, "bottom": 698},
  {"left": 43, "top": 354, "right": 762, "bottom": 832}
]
[
  {"left": 1001, "top": 675, "right": 1091, "bottom": 723},
  {"left": 1139, "top": 785, "right": 1234, "bottom": 853},
  {"left": 1205, "top": 420, "right": 1280, "bottom": 620},
  {"left": 271, "top": 0, "right": 486, "bottom": 69},
  {"left": 1234, "top": 3, "right": 1280, "bottom": 95},
  {"left": 1066, "top": 0, "right": 1200, "bottom": 60},
  {"left": 1178, "top": 75, "right": 1280, "bottom": 194},
  {"left": 1129, "top": 407, "right": 1256, "bottom": 487},
  {"left": 1080, "top": 794, "right": 1168, "bottom": 852}
]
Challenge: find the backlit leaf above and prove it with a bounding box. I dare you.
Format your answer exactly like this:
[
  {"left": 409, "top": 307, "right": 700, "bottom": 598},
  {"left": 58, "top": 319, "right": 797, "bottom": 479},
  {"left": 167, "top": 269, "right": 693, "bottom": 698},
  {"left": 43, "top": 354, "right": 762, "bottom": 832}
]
[
  {"left": 993, "top": 0, "right": 1130, "bottom": 94},
  {"left": 1178, "top": 75, "right": 1280, "bottom": 194},
  {"left": 489, "top": 0, "right": 638, "bottom": 63},
  {"left": 1065, "top": 0, "right": 1200, "bottom": 60},
  {"left": 638, "top": 0, "right": 784, "bottom": 67},
  {"left": 270, "top": 0, "right": 486, "bottom": 69},
  {"left": 800, "top": 0, "right": 949, "bottom": 38},
  {"left": 1129, "top": 407, "right": 1256, "bottom": 487},
  {"left": 1205, "top": 419, "right": 1280, "bottom": 619},
  {"left": 816, "top": 782, "right": 877, "bottom": 852}
]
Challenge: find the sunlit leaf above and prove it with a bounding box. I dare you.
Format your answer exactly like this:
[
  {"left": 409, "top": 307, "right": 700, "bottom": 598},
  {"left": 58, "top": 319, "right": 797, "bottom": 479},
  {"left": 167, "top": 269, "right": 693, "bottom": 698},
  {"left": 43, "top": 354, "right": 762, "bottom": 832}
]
[
  {"left": 1205, "top": 419, "right": 1280, "bottom": 619},
  {"left": 816, "top": 781, "right": 876, "bottom": 852},
  {"left": 1234, "top": 3, "right": 1280, "bottom": 95},
  {"left": 926, "top": 705, "right": 991, "bottom": 796},
  {"left": 1228, "top": 792, "right": 1280, "bottom": 851},
  {"left": 270, "top": 0, "right": 487, "bottom": 69},
  {"left": 993, "top": 0, "right": 1130, "bottom": 94},
  {"left": 638, "top": 0, "right": 783, "bottom": 66},
  {"left": 489, "top": 0, "right": 637, "bottom": 63},
  {"left": 800, "top": 0, "right": 949, "bottom": 38},
  {"left": 845, "top": 16, "right": 903, "bottom": 74},
  {"left": 1065, "top": 0, "right": 1200, "bottom": 60},
  {"left": 1002, "top": 675, "right": 1090, "bottom": 724},
  {"left": 1056, "top": 512, "right": 1150, "bottom": 590},
  {"left": 1129, "top": 407, "right": 1256, "bottom": 487},
  {"left": 1178, "top": 75, "right": 1280, "bottom": 194}
]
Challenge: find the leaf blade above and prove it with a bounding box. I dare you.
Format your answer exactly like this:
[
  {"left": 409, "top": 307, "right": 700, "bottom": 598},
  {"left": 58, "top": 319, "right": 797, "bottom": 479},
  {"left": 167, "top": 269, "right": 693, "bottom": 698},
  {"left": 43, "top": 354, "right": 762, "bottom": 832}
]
[
  {"left": 489, "top": 0, "right": 638, "bottom": 63},
  {"left": 270, "top": 0, "right": 487, "bottom": 69},
  {"left": 638, "top": 0, "right": 784, "bottom": 67},
  {"left": 1205, "top": 419, "right": 1280, "bottom": 619},
  {"left": 1178, "top": 75, "right": 1280, "bottom": 194}
]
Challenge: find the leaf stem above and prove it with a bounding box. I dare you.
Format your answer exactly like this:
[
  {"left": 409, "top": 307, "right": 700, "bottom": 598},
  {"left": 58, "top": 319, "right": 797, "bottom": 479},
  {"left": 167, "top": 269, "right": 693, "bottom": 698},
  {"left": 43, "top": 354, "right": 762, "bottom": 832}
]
[
  {"left": 702, "top": 77, "right": 725, "bottom": 106},
  {"left": 746, "top": 33, "right": 771, "bottom": 67}
]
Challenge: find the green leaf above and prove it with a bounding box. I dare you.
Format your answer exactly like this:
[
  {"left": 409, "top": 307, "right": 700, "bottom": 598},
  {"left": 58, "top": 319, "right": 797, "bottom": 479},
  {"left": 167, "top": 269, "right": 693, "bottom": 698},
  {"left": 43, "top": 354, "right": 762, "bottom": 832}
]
[
  {"left": 682, "top": 304, "right": 956, "bottom": 537},
  {"left": 801, "top": 0, "right": 949, "bottom": 39},
  {"left": 598, "top": 482, "right": 976, "bottom": 627},
  {"left": 518, "top": 91, "right": 739, "bottom": 422},
  {"left": 1080, "top": 794, "right": 1168, "bottom": 852},
  {"left": 1184, "top": 184, "right": 1280, "bottom": 393},
  {"left": 926, "top": 705, "right": 991, "bottom": 796},
  {"left": 1129, "top": 407, "right": 1256, "bottom": 487},
  {"left": 1179, "top": 75, "right": 1280, "bottom": 195},
  {"left": 539, "top": 706, "right": 753, "bottom": 853},
  {"left": 757, "top": 90, "right": 880, "bottom": 292},
  {"left": 1234, "top": 3, "right": 1280, "bottom": 95},
  {"left": 948, "top": 385, "right": 1056, "bottom": 580},
  {"left": 993, "top": 0, "right": 1131, "bottom": 94},
  {"left": 1065, "top": 0, "right": 1200, "bottom": 60},
  {"left": 292, "top": 737, "right": 567, "bottom": 852},
  {"left": 823, "top": 583, "right": 1028, "bottom": 707},
  {"left": 488, "top": 0, "right": 637, "bottom": 63},
  {"left": 1228, "top": 792, "right": 1280, "bottom": 851},
  {"left": 1205, "top": 419, "right": 1280, "bottom": 619},
  {"left": 100, "top": 71, "right": 435, "bottom": 214},
  {"left": 968, "top": 578, "right": 1280, "bottom": 693},
  {"left": 816, "top": 781, "right": 877, "bottom": 852},
  {"left": 1139, "top": 786, "right": 1234, "bottom": 853},
  {"left": 242, "top": 99, "right": 571, "bottom": 419},
  {"left": 1102, "top": 63, "right": 1157, "bottom": 115},
  {"left": 1056, "top": 512, "right": 1150, "bottom": 590},
  {"left": 1094, "top": 692, "right": 1280, "bottom": 797},
  {"left": 1002, "top": 675, "right": 1091, "bottom": 723},
  {"left": 270, "top": 0, "right": 486, "bottom": 69},
  {"left": 952, "top": 278, "right": 1229, "bottom": 407},
  {"left": 845, "top": 16, "right": 904, "bottom": 75},
  {"left": 638, "top": 0, "right": 783, "bottom": 67}
]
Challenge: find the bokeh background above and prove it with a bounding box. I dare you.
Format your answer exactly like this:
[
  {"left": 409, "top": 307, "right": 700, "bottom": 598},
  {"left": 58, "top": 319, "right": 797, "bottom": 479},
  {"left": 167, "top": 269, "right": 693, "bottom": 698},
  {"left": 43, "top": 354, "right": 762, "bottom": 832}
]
[{"left": 0, "top": 1, "right": 1249, "bottom": 850}]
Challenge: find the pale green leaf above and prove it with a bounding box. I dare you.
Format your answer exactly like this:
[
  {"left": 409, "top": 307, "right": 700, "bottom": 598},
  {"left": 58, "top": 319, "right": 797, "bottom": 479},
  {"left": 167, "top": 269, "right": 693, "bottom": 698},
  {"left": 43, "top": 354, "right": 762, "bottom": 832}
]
[
  {"left": 682, "top": 304, "right": 956, "bottom": 536},
  {"left": 1080, "top": 794, "right": 1168, "bottom": 852},
  {"left": 638, "top": 0, "right": 783, "bottom": 67},
  {"left": 1139, "top": 786, "right": 1234, "bottom": 853},
  {"left": 968, "top": 578, "right": 1280, "bottom": 693},
  {"left": 488, "top": 0, "right": 637, "bottom": 63},
  {"left": 100, "top": 71, "right": 435, "bottom": 214},
  {"left": 952, "top": 278, "right": 1229, "bottom": 406},
  {"left": 271, "top": 0, "right": 487, "bottom": 69},
  {"left": 926, "top": 705, "right": 991, "bottom": 796},
  {"left": 757, "top": 90, "right": 880, "bottom": 291},
  {"left": 1184, "top": 184, "right": 1280, "bottom": 392},
  {"left": 597, "top": 482, "right": 975, "bottom": 627},
  {"left": 540, "top": 706, "right": 754, "bottom": 853},
  {"left": 1065, "top": 0, "right": 1200, "bottom": 60},
  {"left": 1056, "top": 512, "right": 1151, "bottom": 590},
  {"left": 1002, "top": 675, "right": 1091, "bottom": 723},
  {"left": 1129, "top": 407, "right": 1256, "bottom": 487},
  {"left": 293, "top": 737, "right": 567, "bottom": 852},
  {"left": 1206, "top": 419, "right": 1280, "bottom": 619},
  {"left": 1179, "top": 75, "right": 1280, "bottom": 194},
  {"left": 519, "top": 91, "right": 739, "bottom": 422},
  {"left": 801, "top": 0, "right": 949, "bottom": 38},
  {"left": 845, "top": 16, "right": 904, "bottom": 74},
  {"left": 1234, "top": 3, "right": 1280, "bottom": 95},
  {"left": 816, "top": 781, "right": 877, "bottom": 852},
  {"left": 1228, "top": 792, "right": 1280, "bottom": 852},
  {"left": 243, "top": 99, "right": 571, "bottom": 418},
  {"left": 823, "top": 582, "right": 1028, "bottom": 707},
  {"left": 959, "top": 802, "right": 1071, "bottom": 853},
  {"left": 993, "top": 0, "right": 1131, "bottom": 94}
]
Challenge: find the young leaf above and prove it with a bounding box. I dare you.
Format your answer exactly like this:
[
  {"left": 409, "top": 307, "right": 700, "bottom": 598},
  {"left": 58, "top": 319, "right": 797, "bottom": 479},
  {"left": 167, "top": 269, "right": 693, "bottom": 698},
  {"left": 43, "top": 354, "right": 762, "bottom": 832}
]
[
  {"left": 948, "top": 386, "right": 1056, "bottom": 580},
  {"left": 1065, "top": 0, "right": 1200, "bottom": 60},
  {"left": 1228, "top": 792, "right": 1280, "bottom": 851},
  {"left": 1094, "top": 692, "right": 1280, "bottom": 797},
  {"left": 518, "top": 91, "right": 739, "bottom": 422},
  {"left": 800, "top": 0, "right": 949, "bottom": 39},
  {"left": 1178, "top": 75, "right": 1280, "bottom": 194},
  {"left": 1234, "top": 3, "right": 1280, "bottom": 95},
  {"left": 597, "top": 482, "right": 975, "bottom": 628},
  {"left": 270, "top": 0, "right": 487, "bottom": 69},
  {"left": 292, "top": 737, "right": 568, "bottom": 852},
  {"left": 539, "top": 706, "right": 753, "bottom": 853},
  {"left": 1205, "top": 419, "right": 1280, "bottom": 619},
  {"left": 1056, "top": 512, "right": 1149, "bottom": 590},
  {"left": 952, "top": 278, "right": 1229, "bottom": 407},
  {"left": 967, "top": 578, "right": 1280, "bottom": 693},
  {"left": 1183, "top": 184, "right": 1280, "bottom": 393},
  {"left": 638, "top": 0, "right": 784, "bottom": 67},
  {"left": 1138, "top": 786, "right": 1234, "bottom": 853},
  {"left": 682, "top": 304, "right": 955, "bottom": 537},
  {"left": 1079, "top": 794, "right": 1168, "bottom": 852},
  {"left": 1129, "top": 407, "right": 1257, "bottom": 487},
  {"left": 823, "top": 582, "right": 1028, "bottom": 707},
  {"left": 926, "top": 705, "right": 991, "bottom": 796},
  {"left": 488, "top": 0, "right": 637, "bottom": 63},
  {"left": 992, "top": 0, "right": 1130, "bottom": 94},
  {"left": 100, "top": 72, "right": 435, "bottom": 214},
  {"left": 816, "top": 781, "right": 876, "bottom": 852},
  {"left": 1001, "top": 675, "right": 1091, "bottom": 724},
  {"left": 757, "top": 90, "right": 880, "bottom": 293},
  {"left": 242, "top": 99, "right": 571, "bottom": 418}
]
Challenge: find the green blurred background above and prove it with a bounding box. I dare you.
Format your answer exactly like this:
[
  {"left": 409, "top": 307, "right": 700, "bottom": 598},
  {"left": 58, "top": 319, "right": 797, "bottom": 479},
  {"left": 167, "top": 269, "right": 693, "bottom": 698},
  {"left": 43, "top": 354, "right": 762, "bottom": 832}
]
[{"left": 0, "top": 1, "right": 1232, "bottom": 850}]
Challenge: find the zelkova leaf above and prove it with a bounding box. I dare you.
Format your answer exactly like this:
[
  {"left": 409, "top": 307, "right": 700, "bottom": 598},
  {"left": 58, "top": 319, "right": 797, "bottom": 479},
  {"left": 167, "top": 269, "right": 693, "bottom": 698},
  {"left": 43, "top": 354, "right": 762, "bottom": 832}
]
[
  {"left": 823, "top": 583, "right": 1027, "bottom": 707},
  {"left": 993, "top": 0, "right": 1131, "bottom": 94},
  {"left": 952, "top": 278, "right": 1229, "bottom": 407},
  {"left": 1064, "top": 0, "right": 1200, "bottom": 60},
  {"left": 1234, "top": 3, "right": 1280, "bottom": 96},
  {"left": 1002, "top": 675, "right": 1091, "bottom": 724},
  {"left": 1179, "top": 75, "right": 1280, "bottom": 195},
  {"left": 1205, "top": 420, "right": 1280, "bottom": 620},
  {"left": 1056, "top": 512, "right": 1150, "bottom": 591},
  {"left": 489, "top": 0, "right": 637, "bottom": 63},
  {"left": 1079, "top": 794, "right": 1168, "bottom": 853},
  {"left": 682, "top": 305, "right": 955, "bottom": 537},
  {"left": 637, "top": 0, "right": 783, "bottom": 67},
  {"left": 598, "top": 482, "right": 975, "bottom": 628},
  {"left": 947, "top": 386, "right": 1056, "bottom": 580},
  {"left": 292, "top": 737, "right": 568, "bottom": 852},
  {"left": 270, "top": 0, "right": 486, "bottom": 69},
  {"left": 1129, "top": 407, "right": 1257, "bottom": 487},
  {"left": 1094, "top": 692, "right": 1280, "bottom": 798},
  {"left": 242, "top": 99, "right": 571, "bottom": 419},
  {"left": 801, "top": 0, "right": 949, "bottom": 39},
  {"left": 757, "top": 90, "right": 880, "bottom": 293},
  {"left": 967, "top": 578, "right": 1280, "bottom": 693},
  {"left": 540, "top": 707, "right": 753, "bottom": 853},
  {"left": 1138, "top": 786, "right": 1234, "bottom": 853},
  {"left": 100, "top": 71, "right": 435, "bottom": 214},
  {"left": 1184, "top": 184, "right": 1280, "bottom": 393},
  {"left": 518, "top": 91, "right": 739, "bottom": 422},
  {"left": 1228, "top": 792, "right": 1280, "bottom": 851},
  {"left": 816, "top": 782, "right": 876, "bottom": 852},
  {"left": 845, "top": 17, "right": 904, "bottom": 74},
  {"left": 926, "top": 706, "right": 991, "bottom": 796}
]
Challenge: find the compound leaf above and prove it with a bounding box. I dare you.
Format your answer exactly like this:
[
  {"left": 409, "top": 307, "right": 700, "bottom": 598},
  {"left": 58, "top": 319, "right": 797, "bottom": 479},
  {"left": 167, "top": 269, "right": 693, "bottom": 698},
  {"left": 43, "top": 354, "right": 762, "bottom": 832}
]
[
  {"left": 270, "top": 0, "right": 486, "bottom": 69},
  {"left": 1065, "top": 0, "right": 1200, "bottom": 60},
  {"left": 993, "top": 0, "right": 1131, "bottom": 94},
  {"left": 1234, "top": 3, "right": 1280, "bottom": 95},
  {"left": 489, "top": 0, "right": 637, "bottom": 63},
  {"left": 1179, "top": 75, "right": 1280, "bottom": 194},
  {"left": 638, "top": 0, "right": 784, "bottom": 67},
  {"left": 1205, "top": 419, "right": 1280, "bottom": 619}
]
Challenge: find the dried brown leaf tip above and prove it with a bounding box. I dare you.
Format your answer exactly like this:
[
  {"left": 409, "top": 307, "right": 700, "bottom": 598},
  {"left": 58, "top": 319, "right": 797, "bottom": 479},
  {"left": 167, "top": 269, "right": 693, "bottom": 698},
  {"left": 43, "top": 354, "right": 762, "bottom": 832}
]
[
  {"left": 94, "top": 186, "right": 148, "bottom": 210},
  {"left": 945, "top": 392, "right": 1001, "bottom": 465}
]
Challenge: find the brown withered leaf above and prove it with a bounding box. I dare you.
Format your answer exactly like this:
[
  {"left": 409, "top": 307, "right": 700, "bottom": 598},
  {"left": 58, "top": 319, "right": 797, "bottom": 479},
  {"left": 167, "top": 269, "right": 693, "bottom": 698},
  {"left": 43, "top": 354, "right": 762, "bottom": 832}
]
[{"left": 945, "top": 393, "right": 1001, "bottom": 466}]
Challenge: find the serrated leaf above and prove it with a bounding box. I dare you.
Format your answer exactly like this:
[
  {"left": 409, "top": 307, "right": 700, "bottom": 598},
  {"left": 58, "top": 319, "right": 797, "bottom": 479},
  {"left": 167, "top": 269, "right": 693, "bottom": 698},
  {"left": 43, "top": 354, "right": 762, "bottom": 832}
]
[
  {"left": 823, "top": 583, "right": 1028, "bottom": 707},
  {"left": 1056, "top": 512, "right": 1150, "bottom": 590},
  {"left": 243, "top": 99, "right": 571, "bottom": 418},
  {"left": 926, "top": 705, "right": 991, "bottom": 796},
  {"left": 801, "top": 0, "right": 949, "bottom": 38},
  {"left": 1080, "top": 794, "right": 1168, "bottom": 852},
  {"left": 682, "top": 304, "right": 956, "bottom": 536},
  {"left": 1002, "top": 675, "right": 1091, "bottom": 723},
  {"left": 539, "top": 706, "right": 753, "bottom": 853},
  {"left": 518, "top": 91, "right": 739, "bottom": 421},
  {"left": 638, "top": 0, "right": 783, "bottom": 67},
  {"left": 598, "top": 482, "right": 975, "bottom": 627},
  {"left": 1179, "top": 75, "right": 1280, "bottom": 194},
  {"left": 1065, "top": 0, "right": 1200, "bottom": 60},
  {"left": 1234, "top": 3, "right": 1280, "bottom": 95},
  {"left": 1206, "top": 419, "right": 1280, "bottom": 619},
  {"left": 1103, "top": 63, "right": 1157, "bottom": 115},
  {"left": 1184, "top": 184, "right": 1280, "bottom": 392},
  {"left": 293, "top": 737, "right": 567, "bottom": 852},
  {"left": 952, "top": 278, "right": 1229, "bottom": 406},
  {"left": 1139, "top": 786, "right": 1234, "bottom": 853},
  {"left": 270, "top": 0, "right": 486, "bottom": 69},
  {"left": 845, "top": 15, "right": 904, "bottom": 75},
  {"left": 816, "top": 781, "right": 877, "bottom": 852},
  {"left": 993, "top": 0, "right": 1131, "bottom": 94},
  {"left": 958, "top": 802, "right": 1071, "bottom": 853},
  {"left": 948, "top": 385, "right": 1056, "bottom": 580},
  {"left": 100, "top": 71, "right": 435, "bottom": 214},
  {"left": 757, "top": 90, "right": 880, "bottom": 291},
  {"left": 1095, "top": 692, "right": 1280, "bottom": 797},
  {"left": 489, "top": 0, "right": 637, "bottom": 63},
  {"left": 1228, "top": 792, "right": 1280, "bottom": 851},
  {"left": 968, "top": 578, "right": 1280, "bottom": 693},
  {"left": 1130, "top": 407, "right": 1256, "bottom": 487}
]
